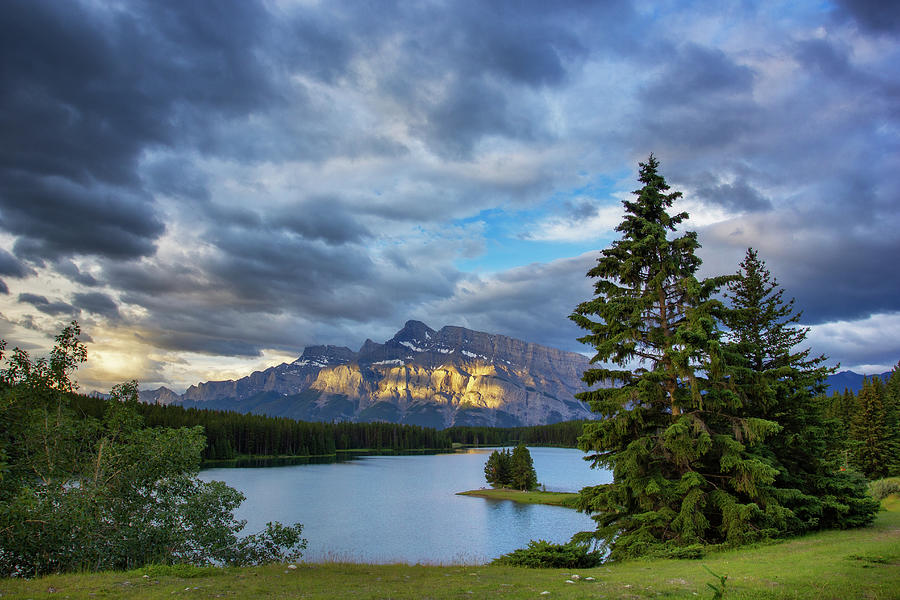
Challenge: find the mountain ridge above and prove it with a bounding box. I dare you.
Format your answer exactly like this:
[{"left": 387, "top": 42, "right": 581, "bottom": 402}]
[{"left": 138, "top": 321, "right": 600, "bottom": 428}]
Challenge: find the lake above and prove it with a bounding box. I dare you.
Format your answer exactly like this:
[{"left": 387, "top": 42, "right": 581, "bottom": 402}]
[{"left": 199, "top": 447, "right": 611, "bottom": 564}]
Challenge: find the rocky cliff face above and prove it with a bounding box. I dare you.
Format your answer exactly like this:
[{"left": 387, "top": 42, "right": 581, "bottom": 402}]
[{"left": 143, "top": 321, "right": 600, "bottom": 428}]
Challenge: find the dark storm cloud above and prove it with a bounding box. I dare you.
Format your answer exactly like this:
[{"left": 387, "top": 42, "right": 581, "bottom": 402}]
[
  {"left": 0, "top": 281, "right": 8, "bottom": 295},
  {"left": 55, "top": 260, "right": 99, "bottom": 287},
  {"left": 18, "top": 293, "right": 78, "bottom": 317},
  {"left": 367, "top": 1, "right": 634, "bottom": 159},
  {"left": 636, "top": 44, "right": 760, "bottom": 151},
  {"left": 833, "top": 0, "right": 900, "bottom": 33},
  {"left": 0, "top": 0, "right": 280, "bottom": 263},
  {"left": 0, "top": 249, "right": 31, "bottom": 278},
  {"left": 1, "top": 175, "right": 164, "bottom": 262},
  {"left": 73, "top": 292, "right": 120, "bottom": 320},
  {"left": 277, "top": 201, "right": 371, "bottom": 246},
  {"left": 690, "top": 175, "right": 771, "bottom": 213}
]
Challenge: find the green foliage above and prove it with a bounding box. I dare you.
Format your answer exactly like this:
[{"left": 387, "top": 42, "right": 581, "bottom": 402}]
[
  {"left": 0, "top": 322, "right": 306, "bottom": 577},
  {"left": 484, "top": 448, "right": 512, "bottom": 487},
  {"left": 446, "top": 420, "right": 588, "bottom": 447},
  {"left": 570, "top": 156, "right": 778, "bottom": 559},
  {"left": 492, "top": 539, "right": 601, "bottom": 568},
  {"left": 722, "top": 248, "right": 877, "bottom": 534},
  {"left": 702, "top": 565, "right": 728, "bottom": 599},
  {"left": 851, "top": 377, "right": 895, "bottom": 478},
  {"left": 570, "top": 160, "right": 878, "bottom": 561},
  {"left": 483, "top": 444, "right": 538, "bottom": 490},
  {"left": 510, "top": 444, "right": 538, "bottom": 491}
]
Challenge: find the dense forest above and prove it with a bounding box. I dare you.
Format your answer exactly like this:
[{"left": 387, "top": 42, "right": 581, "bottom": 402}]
[
  {"left": 825, "top": 370, "right": 900, "bottom": 478},
  {"left": 67, "top": 394, "right": 588, "bottom": 460}
]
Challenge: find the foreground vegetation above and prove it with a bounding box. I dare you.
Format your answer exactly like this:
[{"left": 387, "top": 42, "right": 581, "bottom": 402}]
[
  {"left": 3, "top": 499, "right": 897, "bottom": 599},
  {"left": 457, "top": 488, "right": 579, "bottom": 508},
  {"left": 0, "top": 325, "right": 306, "bottom": 577}
]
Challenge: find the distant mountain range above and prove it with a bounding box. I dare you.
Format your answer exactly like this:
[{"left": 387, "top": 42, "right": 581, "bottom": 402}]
[
  {"left": 823, "top": 369, "right": 894, "bottom": 394},
  {"left": 138, "top": 321, "right": 600, "bottom": 428}
]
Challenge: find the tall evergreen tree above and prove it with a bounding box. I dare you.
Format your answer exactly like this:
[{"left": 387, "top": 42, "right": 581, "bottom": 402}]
[
  {"left": 571, "top": 156, "right": 781, "bottom": 559},
  {"left": 723, "top": 248, "right": 877, "bottom": 532},
  {"left": 509, "top": 444, "right": 538, "bottom": 491},
  {"left": 884, "top": 363, "right": 900, "bottom": 475},
  {"left": 850, "top": 377, "right": 891, "bottom": 479},
  {"left": 484, "top": 448, "right": 512, "bottom": 488}
]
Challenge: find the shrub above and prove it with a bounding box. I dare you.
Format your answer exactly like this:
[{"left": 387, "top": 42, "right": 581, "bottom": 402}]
[
  {"left": 868, "top": 477, "right": 900, "bottom": 500},
  {"left": 492, "top": 540, "right": 601, "bottom": 568}
]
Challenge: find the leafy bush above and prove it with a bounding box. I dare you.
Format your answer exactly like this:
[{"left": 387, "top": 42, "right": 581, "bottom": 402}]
[
  {"left": 0, "top": 323, "right": 307, "bottom": 577},
  {"left": 492, "top": 540, "right": 601, "bottom": 568},
  {"left": 868, "top": 477, "right": 900, "bottom": 500}
]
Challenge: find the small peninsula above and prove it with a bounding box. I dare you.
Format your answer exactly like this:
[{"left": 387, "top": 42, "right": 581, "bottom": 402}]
[{"left": 457, "top": 488, "right": 579, "bottom": 508}]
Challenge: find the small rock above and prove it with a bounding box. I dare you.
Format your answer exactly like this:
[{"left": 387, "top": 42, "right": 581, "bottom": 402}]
[
  {"left": 585, "top": 577, "right": 595, "bottom": 581},
  {"left": 540, "top": 592, "right": 550, "bottom": 596},
  {"left": 287, "top": 564, "right": 297, "bottom": 570},
  {"left": 565, "top": 580, "right": 575, "bottom": 584},
  {"left": 143, "top": 575, "right": 150, "bottom": 579},
  {"left": 624, "top": 584, "right": 632, "bottom": 588}
]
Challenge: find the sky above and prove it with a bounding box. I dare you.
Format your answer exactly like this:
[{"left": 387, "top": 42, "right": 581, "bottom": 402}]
[{"left": 1, "top": 0, "right": 898, "bottom": 394}]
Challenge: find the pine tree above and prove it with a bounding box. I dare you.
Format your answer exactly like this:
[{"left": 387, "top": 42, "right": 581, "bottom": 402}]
[
  {"left": 484, "top": 448, "right": 512, "bottom": 488},
  {"left": 510, "top": 444, "right": 538, "bottom": 491},
  {"left": 571, "top": 155, "right": 781, "bottom": 559},
  {"left": 884, "top": 363, "right": 900, "bottom": 475},
  {"left": 851, "top": 377, "right": 891, "bottom": 478},
  {"left": 723, "top": 248, "right": 877, "bottom": 532}
]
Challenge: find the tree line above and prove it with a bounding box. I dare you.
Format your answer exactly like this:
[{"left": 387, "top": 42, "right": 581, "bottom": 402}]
[
  {"left": 66, "top": 394, "right": 589, "bottom": 460},
  {"left": 825, "top": 368, "right": 900, "bottom": 479},
  {"left": 445, "top": 420, "right": 586, "bottom": 448},
  {"left": 70, "top": 395, "right": 454, "bottom": 459}
]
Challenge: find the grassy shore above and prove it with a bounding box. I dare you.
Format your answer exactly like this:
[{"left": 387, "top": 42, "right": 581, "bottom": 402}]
[
  {"left": 457, "top": 488, "right": 580, "bottom": 508},
  {"left": 2, "top": 500, "right": 897, "bottom": 599}
]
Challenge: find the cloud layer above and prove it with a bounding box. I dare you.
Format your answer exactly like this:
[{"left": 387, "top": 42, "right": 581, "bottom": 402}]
[{"left": 1, "top": 0, "right": 897, "bottom": 391}]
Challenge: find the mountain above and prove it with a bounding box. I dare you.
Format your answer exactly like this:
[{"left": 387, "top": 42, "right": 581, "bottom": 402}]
[
  {"left": 140, "top": 321, "right": 600, "bottom": 428},
  {"left": 824, "top": 369, "right": 894, "bottom": 394}
]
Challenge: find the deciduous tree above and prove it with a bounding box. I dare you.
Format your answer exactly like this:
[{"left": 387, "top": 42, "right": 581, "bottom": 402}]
[{"left": 0, "top": 322, "right": 307, "bottom": 577}]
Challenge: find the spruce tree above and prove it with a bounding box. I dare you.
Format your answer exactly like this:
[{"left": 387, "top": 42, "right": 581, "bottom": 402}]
[
  {"left": 571, "top": 156, "right": 781, "bottom": 559},
  {"left": 510, "top": 444, "right": 538, "bottom": 491},
  {"left": 484, "top": 448, "right": 512, "bottom": 488},
  {"left": 851, "top": 377, "right": 891, "bottom": 478},
  {"left": 884, "top": 363, "right": 900, "bottom": 475},
  {"left": 723, "top": 248, "right": 877, "bottom": 532}
]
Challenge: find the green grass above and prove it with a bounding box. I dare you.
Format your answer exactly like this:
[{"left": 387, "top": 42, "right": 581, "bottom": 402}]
[
  {"left": 2, "top": 500, "right": 897, "bottom": 599},
  {"left": 457, "top": 488, "right": 579, "bottom": 507}
]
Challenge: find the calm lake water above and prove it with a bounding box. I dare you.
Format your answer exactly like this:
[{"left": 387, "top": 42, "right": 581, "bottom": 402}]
[{"left": 199, "top": 447, "right": 611, "bottom": 564}]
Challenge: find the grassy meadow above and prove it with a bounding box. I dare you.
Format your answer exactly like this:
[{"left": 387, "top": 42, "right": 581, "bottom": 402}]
[{"left": 2, "top": 498, "right": 897, "bottom": 600}]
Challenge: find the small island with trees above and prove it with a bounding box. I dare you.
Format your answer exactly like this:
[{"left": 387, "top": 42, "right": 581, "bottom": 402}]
[{"left": 457, "top": 444, "right": 581, "bottom": 507}]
